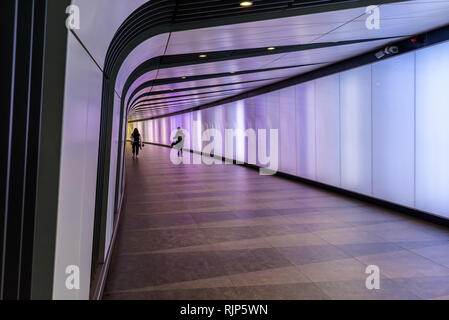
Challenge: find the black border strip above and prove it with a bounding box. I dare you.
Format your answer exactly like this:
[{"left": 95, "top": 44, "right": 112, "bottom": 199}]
[{"left": 0, "top": 0, "right": 19, "bottom": 299}]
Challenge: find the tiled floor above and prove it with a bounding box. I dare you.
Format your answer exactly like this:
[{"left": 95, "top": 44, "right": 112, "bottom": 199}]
[{"left": 103, "top": 145, "right": 449, "bottom": 300}]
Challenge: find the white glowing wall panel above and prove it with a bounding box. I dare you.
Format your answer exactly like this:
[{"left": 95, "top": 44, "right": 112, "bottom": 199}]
[
  {"left": 263, "top": 92, "right": 280, "bottom": 168},
  {"left": 296, "top": 82, "right": 316, "bottom": 180},
  {"left": 340, "top": 65, "right": 372, "bottom": 194},
  {"left": 138, "top": 40, "right": 449, "bottom": 221},
  {"left": 279, "top": 87, "right": 298, "bottom": 175},
  {"left": 253, "top": 95, "right": 268, "bottom": 130},
  {"left": 235, "top": 101, "right": 246, "bottom": 163},
  {"left": 212, "top": 105, "right": 225, "bottom": 158},
  {"left": 265, "top": 91, "right": 280, "bottom": 129},
  {"left": 415, "top": 41, "right": 449, "bottom": 218},
  {"left": 191, "top": 111, "right": 203, "bottom": 152},
  {"left": 54, "top": 33, "right": 102, "bottom": 300},
  {"left": 372, "top": 53, "right": 415, "bottom": 207},
  {"left": 105, "top": 94, "right": 121, "bottom": 261},
  {"left": 160, "top": 118, "right": 168, "bottom": 145},
  {"left": 315, "top": 74, "right": 341, "bottom": 186},
  {"left": 242, "top": 98, "right": 258, "bottom": 164}
]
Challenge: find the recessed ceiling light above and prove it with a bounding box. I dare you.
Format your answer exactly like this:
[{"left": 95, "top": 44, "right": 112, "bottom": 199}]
[
  {"left": 240, "top": 1, "right": 253, "bottom": 7},
  {"left": 181, "top": 76, "right": 186, "bottom": 79},
  {"left": 199, "top": 54, "right": 207, "bottom": 58},
  {"left": 267, "top": 47, "right": 276, "bottom": 51}
]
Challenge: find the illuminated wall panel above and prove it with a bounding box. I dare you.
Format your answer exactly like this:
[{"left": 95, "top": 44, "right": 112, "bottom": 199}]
[
  {"left": 264, "top": 91, "right": 280, "bottom": 169},
  {"left": 244, "top": 97, "right": 257, "bottom": 129},
  {"left": 54, "top": 33, "right": 103, "bottom": 299},
  {"left": 153, "top": 118, "right": 159, "bottom": 143},
  {"left": 415, "top": 41, "right": 449, "bottom": 218},
  {"left": 191, "top": 110, "right": 203, "bottom": 152},
  {"left": 296, "top": 81, "right": 316, "bottom": 180},
  {"left": 222, "top": 103, "right": 237, "bottom": 161},
  {"left": 279, "top": 86, "right": 298, "bottom": 175},
  {"left": 372, "top": 53, "right": 415, "bottom": 207},
  {"left": 160, "top": 118, "right": 166, "bottom": 144},
  {"left": 265, "top": 91, "right": 280, "bottom": 129},
  {"left": 235, "top": 101, "right": 246, "bottom": 163},
  {"left": 213, "top": 105, "right": 225, "bottom": 157},
  {"left": 243, "top": 98, "right": 258, "bottom": 164},
  {"left": 315, "top": 74, "right": 341, "bottom": 187},
  {"left": 340, "top": 65, "right": 372, "bottom": 194}
]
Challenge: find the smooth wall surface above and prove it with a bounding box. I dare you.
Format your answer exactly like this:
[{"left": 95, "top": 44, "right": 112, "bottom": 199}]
[
  {"left": 53, "top": 1, "right": 148, "bottom": 300},
  {"left": 131, "top": 40, "right": 449, "bottom": 220},
  {"left": 54, "top": 32, "right": 102, "bottom": 299}
]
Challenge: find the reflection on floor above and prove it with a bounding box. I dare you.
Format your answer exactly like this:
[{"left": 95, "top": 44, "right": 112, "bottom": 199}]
[{"left": 103, "top": 144, "right": 449, "bottom": 300}]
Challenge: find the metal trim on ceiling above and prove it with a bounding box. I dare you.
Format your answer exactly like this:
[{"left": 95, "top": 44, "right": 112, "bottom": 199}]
[{"left": 129, "top": 77, "right": 285, "bottom": 108}]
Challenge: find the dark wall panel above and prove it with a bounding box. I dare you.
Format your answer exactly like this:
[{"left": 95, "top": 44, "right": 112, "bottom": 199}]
[{"left": 0, "top": 0, "right": 69, "bottom": 300}]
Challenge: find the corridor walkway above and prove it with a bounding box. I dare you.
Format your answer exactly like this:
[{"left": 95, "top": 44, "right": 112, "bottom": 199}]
[{"left": 104, "top": 144, "right": 449, "bottom": 300}]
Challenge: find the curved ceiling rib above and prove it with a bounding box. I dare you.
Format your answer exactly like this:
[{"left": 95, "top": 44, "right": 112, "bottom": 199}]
[
  {"left": 128, "top": 77, "right": 284, "bottom": 107},
  {"left": 129, "top": 62, "right": 325, "bottom": 103}
]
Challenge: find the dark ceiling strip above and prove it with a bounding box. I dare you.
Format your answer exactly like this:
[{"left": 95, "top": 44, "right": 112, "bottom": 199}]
[
  {"left": 130, "top": 62, "right": 328, "bottom": 106},
  {"left": 132, "top": 85, "right": 261, "bottom": 106},
  {"left": 133, "top": 104, "right": 188, "bottom": 111},
  {"left": 128, "top": 62, "right": 326, "bottom": 107},
  {"left": 169, "top": 0, "right": 405, "bottom": 36},
  {"left": 132, "top": 93, "right": 242, "bottom": 112},
  {"left": 131, "top": 77, "right": 283, "bottom": 105},
  {"left": 132, "top": 102, "right": 193, "bottom": 113},
  {"left": 133, "top": 91, "right": 241, "bottom": 110},
  {"left": 94, "top": 2, "right": 409, "bottom": 286},
  {"left": 128, "top": 24, "right": 449, "bottom": 123},
  {"left": 125, "top": 35, "right": 403, "bottom": 110}
]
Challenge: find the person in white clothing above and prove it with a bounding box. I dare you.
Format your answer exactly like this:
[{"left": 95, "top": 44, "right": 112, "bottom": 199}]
[{"left": 170, "top": 127, "right": 184, "bottom": 157}]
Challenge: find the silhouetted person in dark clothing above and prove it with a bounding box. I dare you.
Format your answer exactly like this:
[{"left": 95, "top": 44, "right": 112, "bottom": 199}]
[{"left": 131, "top": 128, "right": 142, "bottom": 159}]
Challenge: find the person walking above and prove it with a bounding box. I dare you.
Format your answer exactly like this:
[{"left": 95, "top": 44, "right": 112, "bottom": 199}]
[
  {"left": 131, "top": 128, "right": 142, "bottom": 160},
  {"left": 170, "top": 126, "right": 184, "bottom": 157}
]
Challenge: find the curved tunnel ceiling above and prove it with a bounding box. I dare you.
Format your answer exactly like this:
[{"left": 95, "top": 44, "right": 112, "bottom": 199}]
[{"left": 98, "top": 0, "right": 449, "bottom": 122}]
